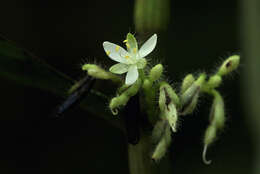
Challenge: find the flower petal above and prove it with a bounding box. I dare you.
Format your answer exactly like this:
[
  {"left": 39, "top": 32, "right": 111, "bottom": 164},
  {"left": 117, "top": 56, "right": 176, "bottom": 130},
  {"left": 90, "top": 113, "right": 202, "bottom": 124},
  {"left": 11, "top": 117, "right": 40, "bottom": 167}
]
[
  {"left": 125, "top": 65, "right": 138, "bottom": 85},
  {"left": 109, "top": 63, "right": 129, "bottom": 74},
  {"left": 126, "top": 33, "right": 138, "bottom": 53},
  {"left": 103, "top": 41, "right": 129, "bottom": 63},
  {"left": 138, "top": 34, "right": 157, "bottom": 58}
]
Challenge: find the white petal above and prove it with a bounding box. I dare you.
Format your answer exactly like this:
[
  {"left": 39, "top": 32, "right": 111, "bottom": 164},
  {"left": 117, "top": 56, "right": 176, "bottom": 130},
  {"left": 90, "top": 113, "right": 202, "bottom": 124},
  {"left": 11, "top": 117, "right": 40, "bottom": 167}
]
[
  {"left": 103, "top": 41, "right": 129, "bottom": 63},
  {"left": 138, "top": 34, "right": 157, "bottom": 58},
  {"left": 125, "top": 65, "right": 138, "bottom": 85},
  {"left": 109, "top": 63, "right": 129, "bottom": 74},
  {"left": 126, "top": 33, "right": 138, "bottom": 53}
]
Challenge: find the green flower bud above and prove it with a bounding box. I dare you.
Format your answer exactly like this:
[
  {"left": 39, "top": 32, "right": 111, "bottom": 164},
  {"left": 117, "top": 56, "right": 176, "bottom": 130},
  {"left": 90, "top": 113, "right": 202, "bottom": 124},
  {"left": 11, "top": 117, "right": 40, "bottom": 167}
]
[
  {"left": 82, "top": 64, "right": 121, "bottom": 83},
  {"left": 180, "top": 74, "right": 206, "bottom": 115},
  {"left": 149, "top": 64, "right": 163, "bottom": 83},
  {"left": 158, "top": 85, "right": 166, "bottom": 112},
  {"left": 181, "top": 74, "right": 195, "bottom": 94},
  {"left": 159, "top": 82, "right": 179, "bottom": 132},
  {"left": 164, "top": 102, "right": 178, "bottom": 132},
  {"left": 109, "top": 94, "right": 129, "bottom": 115},
  {"left": 159, "top": 82, "right": 180, "bottom": 107},
  {"left": 210, "top": 90, "right": 225, "bottom": 129},
  {"left": 204, "top": 125, "right": 217, "bottom": 146},
  {"left": 152, "top": 120, "right": 167, "bottom": 144},
  {"left": 142, "top": 78, "right": 152, "bottom": 91},
  {"left": 151, "top": 124, "right": 171, "bottom": 162},
  {"left": 109, "top": 79, "right": 142, "bottom": 115},
  {"left": 202, "top": 90, "right": 225, "bottom": 165},
  {"left": 123, "top": 78, "right": 142, "bottom": 97},
  {"left": 180, "top": 92, "right": 199, "bottom": 115},
  {"left": 217, "top": 55, "right": 240, "bottom": 76}
]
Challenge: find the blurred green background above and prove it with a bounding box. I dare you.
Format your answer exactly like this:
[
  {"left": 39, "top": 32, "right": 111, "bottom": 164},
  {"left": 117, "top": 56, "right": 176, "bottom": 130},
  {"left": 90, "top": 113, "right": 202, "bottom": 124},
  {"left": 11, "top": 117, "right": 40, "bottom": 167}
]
[{"left": 0, "top": 0, "right": 256, "bottom": 173}]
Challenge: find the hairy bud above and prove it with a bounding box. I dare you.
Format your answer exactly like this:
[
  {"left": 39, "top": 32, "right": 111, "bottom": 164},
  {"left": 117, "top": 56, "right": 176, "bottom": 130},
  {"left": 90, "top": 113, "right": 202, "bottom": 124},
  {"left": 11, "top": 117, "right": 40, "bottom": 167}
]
[
  {"left": 82, "top": 64, "right": 121, "bottom": 83},
  {"left": 109, "top": 79, "right": 141, "bottom": 115},
  {"left": 180, "top": 74, "right": 206, "bottom": 115},
  {"left": 159, "top": 82, "right": 179, "bottom": 132},
  {"left": 149, "top": 64, "right": 163, "bottom": 83},
  {"left": 202, "top": 89, "right": 225, "bottom": 164},
  {"left": 181, "top": 74, "right": 195, "bottom": 94},
  {"left": 151, "top": 124, "right": 171, "bottom": 161},
  {"left": 217, "top": 55, "right": 240, "bottom": 76}
]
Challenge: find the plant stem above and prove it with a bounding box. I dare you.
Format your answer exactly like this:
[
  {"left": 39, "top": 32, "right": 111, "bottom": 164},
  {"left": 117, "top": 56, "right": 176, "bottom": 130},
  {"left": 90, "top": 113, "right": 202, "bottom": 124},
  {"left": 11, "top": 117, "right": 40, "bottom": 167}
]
[
  {"left": 128, "top": 132, "right": 158, "bottom": 174},
  {"left": 243, "top": 0, "right": 260, "bottom": 173}
]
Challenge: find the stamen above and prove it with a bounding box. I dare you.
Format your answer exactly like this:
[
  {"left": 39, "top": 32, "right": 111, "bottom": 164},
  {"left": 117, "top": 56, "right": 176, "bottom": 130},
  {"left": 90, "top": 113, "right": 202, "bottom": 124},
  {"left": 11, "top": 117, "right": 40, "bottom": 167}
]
[
  {"left": 126, "top": 43, "right": 130, "bottom": 49},
  {"left": 123, "top": 39, "right": 128, "bottom": 43},
  {"left": 125, "top": 55, "right": 130, "bottom": 59},
  {"left": 115, "top": 46, "right": 120, "bottom": 52},
  {"left": 133, "top": 48, "right": 137, "bottom": 53},
  {"left": 106, "top": 51, "right": 111, "bottom": 55}
]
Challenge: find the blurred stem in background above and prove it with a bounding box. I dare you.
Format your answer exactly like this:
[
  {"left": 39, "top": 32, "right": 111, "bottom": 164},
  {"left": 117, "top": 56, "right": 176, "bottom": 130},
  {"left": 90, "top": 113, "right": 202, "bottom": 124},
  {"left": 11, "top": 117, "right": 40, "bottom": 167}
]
[
  {"left": 128, "top": 0, "right": 171, "bottom": 174},
  {"left": 243, "top": 0, "right": 260, "bottom": 173},
  {"left": 134, "top": 0, "right": 170, "bottom": 34}
]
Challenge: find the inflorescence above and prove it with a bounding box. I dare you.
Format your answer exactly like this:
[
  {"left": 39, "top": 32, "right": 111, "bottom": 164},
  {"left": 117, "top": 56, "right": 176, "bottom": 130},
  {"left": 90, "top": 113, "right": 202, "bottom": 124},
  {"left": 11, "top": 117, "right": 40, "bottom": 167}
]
[{"left": 81, "top": 33, "right": 240, "bottom": 164}]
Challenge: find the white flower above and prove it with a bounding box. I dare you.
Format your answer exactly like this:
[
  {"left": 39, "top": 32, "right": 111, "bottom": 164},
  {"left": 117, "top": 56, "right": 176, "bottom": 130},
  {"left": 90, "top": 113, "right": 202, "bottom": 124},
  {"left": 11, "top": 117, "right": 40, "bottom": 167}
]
[{"left": 103, "top": 33, "right": 157, "bottom": 85}]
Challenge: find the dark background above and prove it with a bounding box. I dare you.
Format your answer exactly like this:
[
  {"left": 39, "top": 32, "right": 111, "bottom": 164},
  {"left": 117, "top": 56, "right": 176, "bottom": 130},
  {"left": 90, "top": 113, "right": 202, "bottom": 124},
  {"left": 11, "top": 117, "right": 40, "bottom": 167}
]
[{"left": 0, "top": 0, "right": 252, "bottom": 174}]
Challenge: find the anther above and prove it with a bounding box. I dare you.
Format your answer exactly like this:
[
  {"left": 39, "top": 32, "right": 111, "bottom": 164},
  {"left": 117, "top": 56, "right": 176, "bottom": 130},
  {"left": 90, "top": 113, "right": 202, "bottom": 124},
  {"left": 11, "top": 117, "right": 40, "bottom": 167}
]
[
  {"left": 106, "top": 51, "right": 111, "bottom": 55},
  {"left": 115, "top": 46, "right": 119, "bottom": 52}
]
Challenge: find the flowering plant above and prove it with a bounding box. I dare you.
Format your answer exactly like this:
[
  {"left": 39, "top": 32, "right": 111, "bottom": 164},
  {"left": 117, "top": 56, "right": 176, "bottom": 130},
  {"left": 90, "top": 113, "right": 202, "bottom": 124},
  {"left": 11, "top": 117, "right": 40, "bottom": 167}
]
[{"left": 81, "top": 33, "right": 240, "bottom": 164}]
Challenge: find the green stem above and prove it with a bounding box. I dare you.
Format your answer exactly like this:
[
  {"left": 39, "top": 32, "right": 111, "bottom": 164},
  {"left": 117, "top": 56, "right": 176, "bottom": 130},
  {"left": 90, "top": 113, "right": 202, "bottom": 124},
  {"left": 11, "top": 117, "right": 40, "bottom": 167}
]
[{"left": 128, "top": 132, "right": 158, "bottom": 174}]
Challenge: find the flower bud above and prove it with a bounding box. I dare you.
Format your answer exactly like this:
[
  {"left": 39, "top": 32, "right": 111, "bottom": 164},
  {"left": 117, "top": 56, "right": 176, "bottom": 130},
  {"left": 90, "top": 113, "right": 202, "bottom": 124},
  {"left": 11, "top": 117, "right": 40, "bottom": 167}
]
[
  {"left": 152, "top": 120, "right": 167, "bottom": 144},
  {"left": 164, "top": 102, "right": 178, "bottom": 132},
  {"left": 210, "top": 90, "right": 225, "bottom": 129},
  {"left": 181, "top": 74, "right": 195, "bottom": 94},
  {"left": 149, "top": 64, "right": 163, "bottom": 83},
  {"left": 158, "top": 86, "right": 166, "bottom": 112},
  {"left": 109, "top": 79, "right": 141, "bottom": 115},
  {"left": 82, "top": 64, "right": 121, "bottom": 83},
  {"left": 109, "top": 94, "right": 129, "bottom": 115},
  {"left": 159, "top": 82, "right": 180, "bottom": 107},
  {"left": 142, "top": 78, "right": 152, "bottom": 91},
  {"left": 151, "top": 124, "right": 171, "bottom": 161},
  {"left": 202, "top": 125, "right": 217, "bottom": 165},
  {"left": 204, "top": 125, "right": 217, "bottom": 146},
  {"left": 202, "top": 90, "right": 225, "bottom": 165},
  {"left": 159, "top": 82, "right": 179, "bottom": 132},
  {"left": 180, "top": 74, "right": 206, "bottom": 115},
  {"left": 217, "top": 55, "right": 240, "bottom": 76},
  {"left": 123, "top": 78, "right": 142, "bottom": 97}
]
